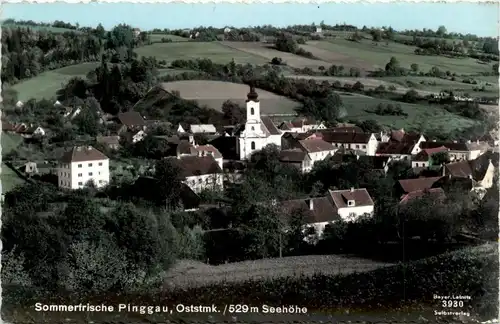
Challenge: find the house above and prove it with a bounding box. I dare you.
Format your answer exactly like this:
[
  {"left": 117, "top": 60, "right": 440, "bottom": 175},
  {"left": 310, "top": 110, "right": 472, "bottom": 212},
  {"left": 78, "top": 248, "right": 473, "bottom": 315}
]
[
  {"left": 57, "top": 146, "right": 110, "bottom": 190},
  {"left": 281, "top": 131, "right": 322, "bottom": 150},
  {"left": 315, "top": 130, "right": 378, "bottom": 156},
  {"left": 399, "top": 188, "right": 446, "bottom": 205},
  {"left": 358, "top": 155, "right": 392, "bottom": 174},
  {"left": 396, "top": 176, "right": 444, "bottom": 197},
  {"left": 117, "top": 111, "right": 146, "bottom": 132},
  {"left": 189, "top": 124, "right": 218, "bottom": 134},
  {"left": 276, "top": 187, "right": 374, "bottom": 239},
  {"left": 376, "top": 130, "right": 426, "bottom": 160},
  {"left": 18, "top": 161, "right": 55, "bottom": 176},
  {"left": 168, "top": 155, "right": 224, "bottom": 193},
  {"left": 297, "top": 138, "right": 336, "bottom": 167},
  {"left": 278, "top": 118, "right": 326, "bottom": 133},
  {"left": 96, "top": 135, "right": 121, "bottom": 150},
  {"left": 15, "top": 100, "right": 24, "bottom": 108},
  {"left": 279, "top": 149, "right": 313, "bottom": 173},
  {"left": 235, "top": 87, "right": 283, "bottom": 160},
  {"left": 443, "top": 155, "right": 495, "bottom": 193},
  {"left": 19, "top": 125, "right": 46, "bottom": 138},
  {"left": 411, "top": 146, "right": 449, "bottom": 168},
  {"left": 195, "top": 144, "right": 224, "bottom": 169},
  {"left": 177, "top": 124, "right": 187, "bottom": 133},
  {"left": 420, "top": 140, "right": 489, "bottom": 161}
]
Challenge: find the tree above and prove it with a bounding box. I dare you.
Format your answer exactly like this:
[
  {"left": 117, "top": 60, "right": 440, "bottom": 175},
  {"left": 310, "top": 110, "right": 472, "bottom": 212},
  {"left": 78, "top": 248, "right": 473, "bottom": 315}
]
[
  {"left": 275, "top": 33, "right": 298, "bottom": 53},
  {"left": 493, "top": 63, "right": 499, "bottom": 76},
  {"left": 370, "top": 29, "right": 382, "bottom": 42},
  {"left": 430, "top": 151, "right": 450, "bottom": 165},
  {"left": 410, "top": 63, "right": 419, "bottom": 73},
  {"left": 154, "top": 159, "right": 184, "bottom": 210},
  {"left": 221, "top": 100, "right": 245, "bottom": 125},
  {"left": 436, "top": 25, "right": 447, "bottom": 37}
]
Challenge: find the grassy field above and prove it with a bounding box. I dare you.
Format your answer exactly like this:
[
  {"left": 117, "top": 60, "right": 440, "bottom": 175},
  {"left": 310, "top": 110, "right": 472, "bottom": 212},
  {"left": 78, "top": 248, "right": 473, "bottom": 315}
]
[
  {"left": 135, "top": 42, "right": 269, "bottom": 65},
  {"left": 11, "top": 62, "right": 99, "bottom": 102},
  {"left": 157, "top": 80, "right": 300, "bottom": 114},
  {"left": 221, "top": 41, "right": 331, "bottom": 69},
  {"left": 150, "top": 33, "right": 189, "bottom": 42},
  {"left": 384, "top": 75, "right": 499, "bottom": 95},
  {"left": 339, "top": 92, "right": 478, "bottom": 133},
  {"left": 305, "top": 38, "right": 493, "bottom": 74}
]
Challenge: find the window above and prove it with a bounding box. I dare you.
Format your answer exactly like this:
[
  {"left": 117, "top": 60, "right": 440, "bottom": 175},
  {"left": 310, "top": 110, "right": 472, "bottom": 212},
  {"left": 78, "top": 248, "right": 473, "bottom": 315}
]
[
  {"left": 98, "top": 162, "right": 103, "bottom": 166},
  {"left": 349, "top": 212, "right": 356, "bottom": 218},
  {"left": 78, "top": 173, "right": 82, "bottom": 177},
  {"left": 99, "top": 180, "right": 104, "bottom": 184},
  {"left": 78, "top": 182, "right": 83, "bottom": 186},
  {"left": 88, "top": 172, "right": 93, "bottom": 176},
  {"left": 198, "top": 178, "right": 202, "bottom": 184},
  {"left": 98, "top": 172, "right": 101, "bottom": 175},
  {"left": 88, "top": 163, "right": 93, "bottom": 167},
  {"left": 251, "top": 142, "right": 255, "bottom": 150},
  {"left": 251, "top": 126, "right": 255, "bottom": 131},
  {"left": 362, "top": 145, "right": 366, "bottom": 149},
  {"left": 347, "top": 200, "right": 355, "bottom": 207},
  {"left": 250, "top": 107, "right": 254, "bottom": 115},
  {"left": 78, "top": 164, "right": 82, "bottom": 168},
  {"left": 356, "top": 145, "right": 360, "bottom": 149},
  {"left": 60, "top": 180, "right": 63, "bottom": 185}
]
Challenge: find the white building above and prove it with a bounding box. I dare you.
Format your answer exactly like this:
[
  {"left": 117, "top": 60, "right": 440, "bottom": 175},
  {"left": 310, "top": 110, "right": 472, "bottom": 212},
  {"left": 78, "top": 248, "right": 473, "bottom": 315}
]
[
  {"left": 278, "top": 119, "right": 327, "bottom": 133},
  {"left": 235, "top": 87, "right": 283, "bottom": 160},
  {"left": 58, "top": 146, "right": 110, "bottom": 190},
  {"left": 318, "top": 131, "right": 379, "bottom": 156},
  {"left": 189, "top": 124, "right": 217, "bottom": 134},
  {"left": 169, "top": 155, "right": 224, "bottom": 193},
  {"left": 297, "top": 138, "right": 337, "bottom": 168}
]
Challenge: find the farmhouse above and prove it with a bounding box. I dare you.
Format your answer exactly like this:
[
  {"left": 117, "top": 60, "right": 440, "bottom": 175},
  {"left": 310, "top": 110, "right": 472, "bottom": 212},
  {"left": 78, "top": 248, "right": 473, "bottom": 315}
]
[
  {"left": 443, "top": 155, "right": 495, "bottom": 194},
  {"left": 411, "top": 146, "right": 449, "bottom": 168},
  {"left": 399, "top": 188, "right": 446, "bottom": 205},
  {"left": 396, "top": 176, "right": 444, "bottom": 198},
  {"left": 279, "top": 149, "right": 313, "bottom": 173},
  {"left": 57, "top": 146, "right": 110, "bottom": 190},
  {"left": 276, "top": 187, "right": 374, "bottom": 238},
  {"left": 234, "top": 87, "right": 283, "bottom": 160},
  {"left": 297, "top": 138, "right": 336, "bottom": 167},
  {"left": 167, "top": 155, "right": 224, "bottom": 193},
  {"left": 315, "top": 130, "right": 379, "bottom": 156}
]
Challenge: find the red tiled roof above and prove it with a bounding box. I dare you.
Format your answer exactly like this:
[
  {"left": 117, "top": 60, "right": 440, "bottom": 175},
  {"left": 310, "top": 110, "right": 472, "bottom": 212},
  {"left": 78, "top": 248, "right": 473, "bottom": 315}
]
[
  {"left": 196, "top": 144, "right": 223, "bottom": 159},
  {"left": 316, "top": 130, "right": 372, "bottom": 144},
  {"left": 278, "top": 196, "right": 340, "bottom": 224},
  {"left": 329, "top": 188, "right": 374, "bottom": 208},
  {"left": 298, "top": 139, "right": 335, "bottom": 153},
  {"left": 117, "top": 111, "right": 146, "bottom": 127},
  {"left": 377, "top": 142, "right": 415, "bottom": 155},
  {"left": 400, "top": 188, "right": 446, "bottom": 204},
  {"left": 60, "top": 146, "right": 108, "bottom": 163},
  {"left": 261, "top": 116, "right": 281, "bottom": 135},
  {"left": 420, "top": 141, "right": 469, "bottom": 151},
  {"left": 398, "top": 176, "right": 443, "bottom": 194}
]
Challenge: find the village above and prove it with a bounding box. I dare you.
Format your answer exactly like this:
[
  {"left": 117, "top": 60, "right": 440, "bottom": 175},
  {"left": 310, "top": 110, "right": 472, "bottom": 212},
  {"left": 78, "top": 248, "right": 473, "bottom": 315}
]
[{"left": 3, "top": 86, "right": 498, "bottom": 241}]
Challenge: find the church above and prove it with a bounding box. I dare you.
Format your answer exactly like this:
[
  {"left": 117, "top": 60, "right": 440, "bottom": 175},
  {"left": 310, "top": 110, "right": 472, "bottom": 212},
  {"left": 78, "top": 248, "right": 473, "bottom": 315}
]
[{"left": 234, "top": 87, "right": 283, "bottom": 160}]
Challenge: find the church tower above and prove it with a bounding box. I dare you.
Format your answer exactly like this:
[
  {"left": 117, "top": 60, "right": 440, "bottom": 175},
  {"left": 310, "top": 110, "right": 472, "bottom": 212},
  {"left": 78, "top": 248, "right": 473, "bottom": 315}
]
[{"left": 244, "top": 86, "right": 264, "bottom": 135}]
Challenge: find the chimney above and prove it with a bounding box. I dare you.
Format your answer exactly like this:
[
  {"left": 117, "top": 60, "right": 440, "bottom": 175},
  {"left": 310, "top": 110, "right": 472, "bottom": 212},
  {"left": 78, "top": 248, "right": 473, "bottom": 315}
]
[{"left": 309, "top": 199, "right": 314, "bottom": 210}]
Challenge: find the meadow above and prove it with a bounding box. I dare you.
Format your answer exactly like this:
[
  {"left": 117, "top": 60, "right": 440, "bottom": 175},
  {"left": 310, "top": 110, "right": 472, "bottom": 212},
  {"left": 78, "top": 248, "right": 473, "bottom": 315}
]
[
  {"left": 135, "top": 42, "right": 269, "bottom": 65},
  {"left": 11, "top": 62, "right": 100, "bottom": 102},
  {"left": 157, "top": 80, "right": 300, "bottom": 114},
  {"left": 1, "top": 133, "right": 26, "bottom": 193},
  {"left": 339, "top": 92, "right": 478, "bottom": 133},
  {"left": 305, "top": 38, "right": 493, "bottom": 74},
  {"left": 149, "top": 33, "right": 189, "bottom": 42},
  {"left": 384, "top": 75, "right": 499, "bottom": 95}
]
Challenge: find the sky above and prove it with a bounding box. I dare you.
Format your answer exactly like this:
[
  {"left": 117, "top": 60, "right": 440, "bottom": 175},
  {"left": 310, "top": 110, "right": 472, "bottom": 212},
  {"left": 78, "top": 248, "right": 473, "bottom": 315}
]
[{"left": 2, "top": 2, "right": 499, "bottom": 37}]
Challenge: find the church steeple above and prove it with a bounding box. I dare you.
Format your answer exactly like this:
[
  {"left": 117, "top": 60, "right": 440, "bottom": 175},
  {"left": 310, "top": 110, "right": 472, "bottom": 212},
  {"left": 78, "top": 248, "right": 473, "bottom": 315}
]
[{"left": 246, "top": 85, "right": 259, "bottom": 102}]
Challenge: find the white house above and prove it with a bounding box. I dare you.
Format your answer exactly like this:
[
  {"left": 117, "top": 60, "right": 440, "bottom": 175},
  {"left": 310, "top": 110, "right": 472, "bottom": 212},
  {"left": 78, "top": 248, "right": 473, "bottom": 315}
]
[
  {"left": 318, "top": 131, "right": 379, "bottom": 156},
  {"left": 57, "top": 146, "right": 110, "bottom": 190},
  {"left": 276, "top": 187, "right": 374, "bottom": 240},
  {"left": 297, "top": 138, "right": 336, "bottom": 167},
  {"left": 235, "top": 87, "right": 283, "bottom": 160},
  {"left": 177, "top": 124, "right": 186, "bottom": 133},
  {"left": 195, "top": 144, "right": 224, "bottom": 170},
  {"left": 278, "top": 119, "right": 327, "bottom": 133},
  {"left": 15, "top": 100, "right": 24, "bottom": 108},
  {"left": 169, "top": 155, "right": 224, "bottom": 193}
]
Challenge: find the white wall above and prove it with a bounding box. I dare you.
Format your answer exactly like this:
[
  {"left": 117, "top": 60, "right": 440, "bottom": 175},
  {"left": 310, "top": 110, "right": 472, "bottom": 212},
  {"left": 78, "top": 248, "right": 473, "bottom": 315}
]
[
  {"left": 412, "top": 161, "right": 429, "bottom": 168},
  {"left": 308, "top": 150, "right": 336, "bottom": 166},
  {"left": 337, "top": 205, "right": 374, "bottom": 222},
  {"left": 58, "top": 159, "right": 110, "bottom": 190}
]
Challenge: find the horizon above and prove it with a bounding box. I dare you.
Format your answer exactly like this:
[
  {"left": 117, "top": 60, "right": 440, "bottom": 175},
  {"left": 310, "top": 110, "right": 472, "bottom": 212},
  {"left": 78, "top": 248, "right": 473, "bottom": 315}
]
[{"left": 2, "top": 2, "right": 498, "bottom": 37}]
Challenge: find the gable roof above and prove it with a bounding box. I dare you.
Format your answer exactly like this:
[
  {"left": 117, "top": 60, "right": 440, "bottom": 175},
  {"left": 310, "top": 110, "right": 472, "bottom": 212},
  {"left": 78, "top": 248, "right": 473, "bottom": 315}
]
[
  {"left": 169, "top": 155, "right": 222, "bottom": 178},
  {"left": 329, "top": 188, "right": 374, "bottom": 208},
  {"left": 400, "top": 188, "right": 446, "bottom": 204},
  {"left": 279, "top": 149, "right": 309, "bottom": 162},
  {"left": 445, "top": 156, "right": 493, "bottom": 181},
  {"left": 60, "top": 146, "right": 108, "bottom": 163},
  {"left": 413, "top": 146, "right": 449, "bottom": 161},
  {"left": 277, "top": 196, "right": 340, "bottom": 224},
  {"left": 298, "top": 139, "right": 335, "bottom": 153},
  {"left": 420, "top": 141, "right": 469, "bottom": 152},
  {"left": 377, "top": 142, "right": 415, "bottom": 155},
  {"left": 118, "top": 111, "right": 145, "bottom": 127},
  {"left": 190, "top": 124, "right": 217, "bottom": 134},
  {"left": 260, "top": 116, "right": 281, "bottom": 135},
  {"left": 398, "top": 176, "right": 444, "bottom": 194},
  {"left": 316, "top": 130, "right": 373, "bottom": 144}
]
